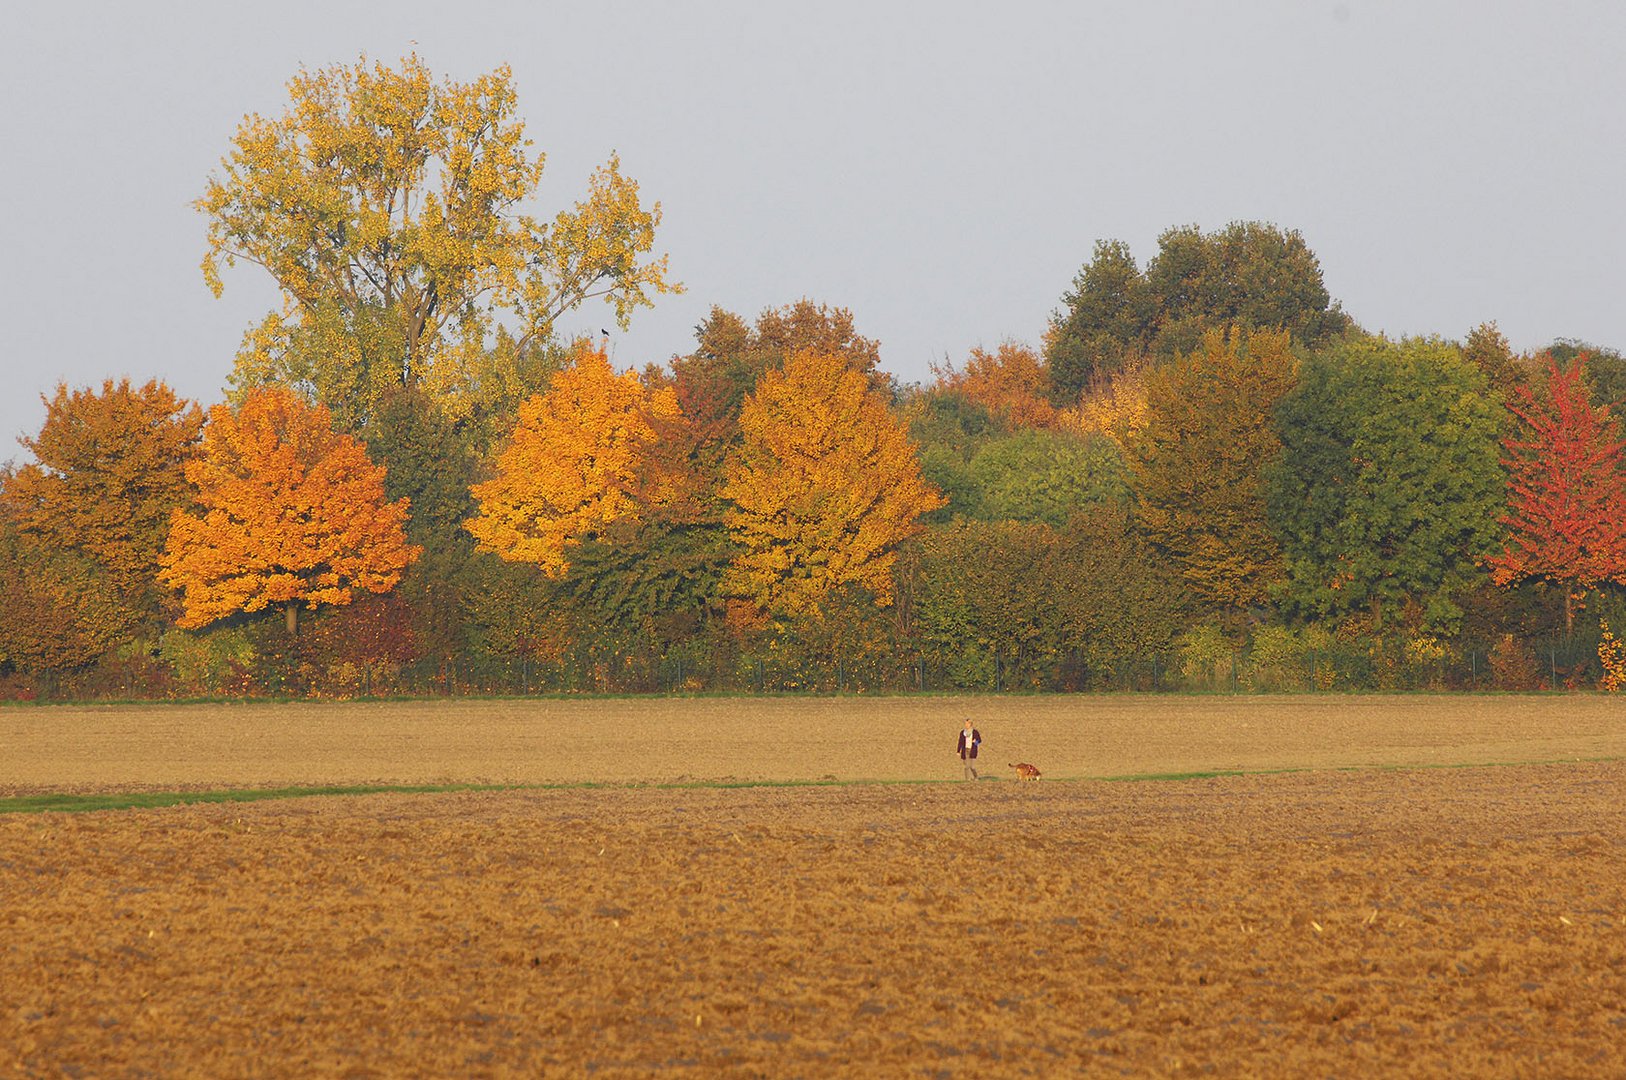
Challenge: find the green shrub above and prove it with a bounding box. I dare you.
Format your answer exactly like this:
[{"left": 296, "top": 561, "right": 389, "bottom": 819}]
[
  {"left": 1178, "top": 624, "right": 1235, "bottom": 691},
  {"left": 159, "top": 628, "right": 256, "bottom": 695}
]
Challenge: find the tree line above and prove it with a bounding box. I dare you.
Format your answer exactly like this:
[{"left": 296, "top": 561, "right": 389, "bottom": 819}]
[{"left": 4, "top": 55, "right": 1625, "bottom": 699}]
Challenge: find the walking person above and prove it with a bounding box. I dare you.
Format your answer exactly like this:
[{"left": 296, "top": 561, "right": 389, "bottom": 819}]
[{"left": 957, "top": 718, "right": 982, "bottom": 780}]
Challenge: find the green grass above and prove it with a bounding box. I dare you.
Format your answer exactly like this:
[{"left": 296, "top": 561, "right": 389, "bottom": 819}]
[{"left": 0, "top": 783, "right": 513, "bottom": 815}]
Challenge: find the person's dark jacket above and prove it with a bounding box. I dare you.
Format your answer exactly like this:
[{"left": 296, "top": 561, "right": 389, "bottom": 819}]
[{"left": 957, "top": 728, "right": 981, "bottom": 760}]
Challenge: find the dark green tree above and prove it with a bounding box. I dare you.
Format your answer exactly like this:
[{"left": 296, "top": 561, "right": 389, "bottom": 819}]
[
  {"left": 1547, "top": 339, "right": 1626, "bottom": 412},
  {"left": 1046, "top": 222, "right": 1349, "bottom": 399},
  {"left": 915, "top": 519, "right": 1063, "bottom": 688},
  {"left": 362, "top": 386, "right": 482, "bottom": 670},
  {"left": 1046, "top": 239, "right": 1152, "bottom": 396},
  {"left": 1146, "top": 222, "right": 1349, "bottom": 361},
  {"left": 901, "top": 386, "right": 1003, "bottom": 522},
  {"left": 1266, "top": 336, "right": 1504, "bottom": 632},
  {"left": 1053, "top": 506, "right": 1184, "bottom": 686},
  {"left": 914, "top": 508, "right": 1180, "bottom": 691}
]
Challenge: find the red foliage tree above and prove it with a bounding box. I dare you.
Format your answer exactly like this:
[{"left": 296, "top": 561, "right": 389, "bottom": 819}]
[{"left": 1489, "top": 353, "right": 1626, "bottom": 632}]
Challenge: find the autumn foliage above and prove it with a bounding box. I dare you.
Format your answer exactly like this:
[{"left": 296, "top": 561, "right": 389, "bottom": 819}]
[
  {"left": 10, "top": 49, "right": 1624, "bottom": 701},
  {"left": 159, "top": 388, "right": 419, "bottom": 633},
  {"left": 466, "top": 347, "right": 679, "bottom": 577},
  {"left": 198, "top": 55, "right": 678, "bottom": 429},
  {"left": 1, "top": 379, "right": 203, "bottom": 610},
  {"left": 1490, "top": 354, "right": 1626, "bottom": 630},
  {"left": 722, "top": 350, "right": 944, "bottom": 616},
  {"left": 930, "top": 342, "right": 1056, "bottom": 429},
  {"left": 0, "top": 530, "right": 132, "bottom": 672},
  {"left": 1129, "top": 327, "right": 1297, "bottom": 612},
  {"left": 1057, "top": 361, "right": 1150, "bottom": 447},
  {"left": 1599, "top": 620, "right": 1626, "bottom": 692}
]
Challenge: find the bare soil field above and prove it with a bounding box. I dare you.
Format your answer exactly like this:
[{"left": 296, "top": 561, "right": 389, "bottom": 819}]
[
  {"left": 3, "top": 764, "right": 1624, "bottom": 1077},
  {"left": 2, "top": 696, "right": 1623, "bottom": 1076},
  {"left": 2, "top": 693, "right": 1624, "bottom": 793}
]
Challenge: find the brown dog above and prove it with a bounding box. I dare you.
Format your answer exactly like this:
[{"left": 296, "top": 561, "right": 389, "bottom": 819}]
[{"left": 1009, "top": 762, "right": 1041, "bottom": 781}]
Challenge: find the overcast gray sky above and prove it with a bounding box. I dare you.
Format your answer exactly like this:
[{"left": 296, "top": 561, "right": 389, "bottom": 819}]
[{"left": 2, "top": 1, "right": 1622, "bottom": 459}]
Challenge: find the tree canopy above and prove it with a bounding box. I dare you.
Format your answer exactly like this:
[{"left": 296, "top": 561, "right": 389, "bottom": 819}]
[
  {"left": 1129, "top": 327, "right": 1297, "bottom": 614},
  {"left": 1046, "top": 222, "right": 1349, "bottom": 396},
  {"left": 2, "top": 379, "right": 203, "bottom": 619},
  {"left": 1267, "top": 336, "right": 1503, "bottom": 632},
  {"left": 15, "top": 149, "right": 1626, "bottom": 696},
  {"left": 160, "top": 387, "right": 420, "bottom": 634},
  {"left": 722, "top": 350, "right": 942, "bottom": 617},
  {"left": 199, "top": 54, "right": 678, "bottom": 429},
  {"left": 466, "top": 347, "right": 679, "bottom": 577},
  {"left": 1490, "top": 353, "right": 1626, "bottom": 631}
]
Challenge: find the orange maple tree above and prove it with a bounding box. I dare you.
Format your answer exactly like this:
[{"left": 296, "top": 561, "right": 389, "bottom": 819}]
[
  {"left": 466, "top": 346, "right": 679, "bottom": 576},
  {"left": 723, "top": 349, "right": 944, "bottom": 617},
  {"left": 1, "top": 378, "right": 203, "bottom": 611},
  {"left": 159, "top": 387, "right": 419, "bottom": 633},
  {"left": 930, "top": 341, "right": 1057, "bottom": 428}
]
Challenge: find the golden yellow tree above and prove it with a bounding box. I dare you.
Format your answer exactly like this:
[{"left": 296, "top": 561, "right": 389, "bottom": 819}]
[
  {"left": 160, "top": 388, "right": 420, "bottom": 633},
  {"left": 467, "top": 348, "right": 679, "bottom": 576},
  {"left": 198, "top": 55, "right": 679, "bottom": 429},
  {"left": 723, "top": 350, "right": 944, "bottom": 616},
  {"left": 1057, "top": 361, "right": 1151, "bottom": 448}
]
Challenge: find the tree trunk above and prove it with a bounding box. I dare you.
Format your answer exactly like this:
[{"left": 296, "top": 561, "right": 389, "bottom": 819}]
[{"left": 286, "top": 602, "right": 299, "bottom": 636}]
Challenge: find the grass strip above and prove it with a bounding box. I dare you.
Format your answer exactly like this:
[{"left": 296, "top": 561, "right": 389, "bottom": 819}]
[{"left": 0, "top": 783, "right": 513, "bottom": 816}]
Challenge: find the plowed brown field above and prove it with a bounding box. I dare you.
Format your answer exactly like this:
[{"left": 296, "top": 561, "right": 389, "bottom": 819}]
[{"left": 2, "top": 697, "right": 1624, "bottom": 1077}]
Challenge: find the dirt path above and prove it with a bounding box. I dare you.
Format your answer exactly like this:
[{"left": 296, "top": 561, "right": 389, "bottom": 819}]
[
  {"left": 2, "top": 694, "right": 1622, "bottom": 794},
  {"left": 4, "top": 763, "right": 1623, "bottom": 1077}
]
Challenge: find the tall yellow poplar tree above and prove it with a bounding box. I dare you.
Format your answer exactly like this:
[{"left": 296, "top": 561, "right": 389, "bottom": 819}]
[
  {"left": 467, "top": 348, "right": 679, "bottom": 577},
  {"left": 198, "top": 54, "right": 679, "bottom": 429},
  {"left": 160, "top": 388, "right": 420, "bottom": 634},
  {"left": 723, "top": 350, "right": 944, "bottom": 617}
]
